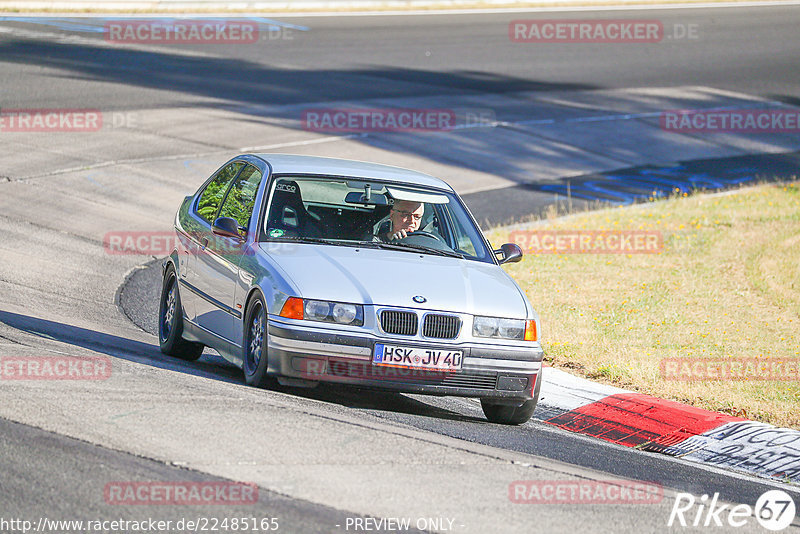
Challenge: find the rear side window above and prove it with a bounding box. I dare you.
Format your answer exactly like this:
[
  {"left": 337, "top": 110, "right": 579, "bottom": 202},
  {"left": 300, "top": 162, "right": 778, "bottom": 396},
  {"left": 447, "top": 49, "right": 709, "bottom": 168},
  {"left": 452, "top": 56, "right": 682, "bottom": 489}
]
[
  {"left": 196, "top": 162, "right": 243, "bottom": 223},
  {"left": 218, "top": 165, "right": 264, "bottom": 230}
]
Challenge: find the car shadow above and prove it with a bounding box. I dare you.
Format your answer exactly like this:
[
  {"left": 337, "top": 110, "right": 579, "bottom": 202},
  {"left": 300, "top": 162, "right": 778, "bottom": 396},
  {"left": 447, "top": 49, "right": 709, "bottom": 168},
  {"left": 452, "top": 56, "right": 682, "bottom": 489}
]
[
  {"left": 0, "top": 309, "right": 476, "bottom": 422},
  {"left": 281, "top": 382, "right": 487, "bottom": 424},
  {"left": 0, "top": 37, "right": 594, "bottom": 187},
  {"left": 0, "top": 309, "right": 243, "bottom": 384}
]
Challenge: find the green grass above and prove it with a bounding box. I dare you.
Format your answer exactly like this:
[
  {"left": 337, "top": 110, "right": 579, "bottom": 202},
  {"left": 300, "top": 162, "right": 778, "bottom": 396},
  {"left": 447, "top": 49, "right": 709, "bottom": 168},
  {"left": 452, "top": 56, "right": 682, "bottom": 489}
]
[{"left": 487, "top": 181, "right": 800, "bottom": 428}]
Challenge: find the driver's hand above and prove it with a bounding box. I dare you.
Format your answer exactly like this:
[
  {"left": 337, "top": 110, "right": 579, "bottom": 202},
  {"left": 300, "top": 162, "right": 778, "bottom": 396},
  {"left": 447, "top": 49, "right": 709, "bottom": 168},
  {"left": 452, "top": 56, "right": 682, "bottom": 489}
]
[{"left": 390, "top": 229, "right": 409, "bottom": 240}]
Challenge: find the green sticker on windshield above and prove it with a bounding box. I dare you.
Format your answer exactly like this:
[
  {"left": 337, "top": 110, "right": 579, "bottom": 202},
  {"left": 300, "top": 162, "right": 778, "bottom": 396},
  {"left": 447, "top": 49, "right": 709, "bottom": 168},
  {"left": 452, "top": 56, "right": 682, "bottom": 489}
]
[{"left": 269, "top": 229, "right": 285, "bottom": 238}]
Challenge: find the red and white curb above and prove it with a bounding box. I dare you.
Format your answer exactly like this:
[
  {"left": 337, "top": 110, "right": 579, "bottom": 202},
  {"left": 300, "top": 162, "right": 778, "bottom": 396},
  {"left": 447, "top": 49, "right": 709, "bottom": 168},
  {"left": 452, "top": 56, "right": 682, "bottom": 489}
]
[{"left": 537, "top": 367, "right": 800, "bottom": 485}]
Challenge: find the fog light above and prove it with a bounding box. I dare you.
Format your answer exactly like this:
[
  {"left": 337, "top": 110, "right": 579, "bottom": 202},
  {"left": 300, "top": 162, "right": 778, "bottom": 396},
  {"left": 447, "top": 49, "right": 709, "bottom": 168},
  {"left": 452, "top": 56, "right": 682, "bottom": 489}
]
[{"left": 498, "top": 375, "right": 529, "bottom": 392}]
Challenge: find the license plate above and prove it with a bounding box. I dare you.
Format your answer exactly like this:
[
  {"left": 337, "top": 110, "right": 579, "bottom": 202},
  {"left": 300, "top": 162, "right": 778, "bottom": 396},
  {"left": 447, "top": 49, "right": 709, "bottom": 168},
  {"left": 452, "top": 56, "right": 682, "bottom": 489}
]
[{"left": 373, "top": 344, "right": 463, "bottom": 371}]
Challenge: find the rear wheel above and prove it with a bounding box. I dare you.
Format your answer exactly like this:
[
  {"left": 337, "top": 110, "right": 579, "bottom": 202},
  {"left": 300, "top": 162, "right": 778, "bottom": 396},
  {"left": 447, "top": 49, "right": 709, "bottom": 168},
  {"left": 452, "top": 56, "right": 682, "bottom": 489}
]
[
  {"left": 481, "top": 371, "right": 542, "bottom": 425},
  {"left": 159, "top": 265, "right": 204, "bottom": 361},
  {"left": 243, "top": 292, "right": 274, "bottom": 388}
]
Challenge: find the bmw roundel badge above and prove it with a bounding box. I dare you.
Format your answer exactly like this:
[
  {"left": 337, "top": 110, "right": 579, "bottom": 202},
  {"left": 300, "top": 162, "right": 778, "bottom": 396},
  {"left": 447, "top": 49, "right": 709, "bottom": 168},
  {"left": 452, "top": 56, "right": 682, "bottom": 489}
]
[{"left": 413, "top": 295, "right": 427, "bottom": 303}]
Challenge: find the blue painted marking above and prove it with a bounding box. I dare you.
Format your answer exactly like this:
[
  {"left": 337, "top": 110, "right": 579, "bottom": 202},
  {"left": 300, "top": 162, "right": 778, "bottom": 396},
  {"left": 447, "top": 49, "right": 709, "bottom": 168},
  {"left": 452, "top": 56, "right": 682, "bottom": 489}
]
[
  {"left": 86, "top": 174, "right": 105, "bottom": 187},
  {"left": 85, "top": 172, "right": 105, "bottom": 188},
  {"left": 532, "top": 163, "right": 770, "bottom": 205}
]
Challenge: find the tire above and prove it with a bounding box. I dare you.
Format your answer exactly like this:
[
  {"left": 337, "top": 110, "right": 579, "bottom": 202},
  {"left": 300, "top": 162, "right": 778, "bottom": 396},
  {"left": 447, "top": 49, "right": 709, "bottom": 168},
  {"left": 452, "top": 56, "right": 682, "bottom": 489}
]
[
  {"left": 242, "top": 292, "right": 274, "bottom": 388},
  {"left": 481, "top": 370, "right": 543, "bottom": 425},
  {"left": 159, "top": 265, "right": 204, "bottom": 361}
]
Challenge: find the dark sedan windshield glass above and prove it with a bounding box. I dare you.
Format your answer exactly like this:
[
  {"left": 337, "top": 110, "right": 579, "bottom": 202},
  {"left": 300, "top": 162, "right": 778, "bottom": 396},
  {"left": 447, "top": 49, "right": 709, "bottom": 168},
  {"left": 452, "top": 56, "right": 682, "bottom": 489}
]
[{"left": 261, "top": 176, "right": 493, "bottom": 263}]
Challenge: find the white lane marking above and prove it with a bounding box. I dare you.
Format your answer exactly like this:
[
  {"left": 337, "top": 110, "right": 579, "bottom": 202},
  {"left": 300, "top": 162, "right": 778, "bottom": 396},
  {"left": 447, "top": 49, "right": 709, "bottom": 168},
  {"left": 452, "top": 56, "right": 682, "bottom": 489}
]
[
  {"left": 0, "top": 25, "right": 218, "bottom": 58},
  {"left": 0, "top": 17, "right": 309, "bottom": 58},
  {"left": 146, "top": 0, "right": 800, "bottom": 17},
  {"left": 0, "top": 15, "right": 309, "bottom": 31},
  {"left": 538, "top": 367, "right": 629, "bottom": 411},
  {"left": 11, "top": 85, "right": 796, "bottom": 183},
  {"left": 13, "top": 85, "right": 791, "bottom": 181},
  {"left": 14, "top": 134, "right": 362, "bottom": 181},
  {"left": 240, "top": 133, "right": 366, "bottom": 152},
  {"left": 5, "top": 0, "right": 800, "bottom": 19}
]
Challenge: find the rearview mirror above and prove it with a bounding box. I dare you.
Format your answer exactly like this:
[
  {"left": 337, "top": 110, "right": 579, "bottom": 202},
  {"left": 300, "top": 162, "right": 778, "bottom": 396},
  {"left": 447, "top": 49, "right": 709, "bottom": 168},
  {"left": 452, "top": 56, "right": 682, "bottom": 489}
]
[
  {"left": 345, "top": 191, "right": 388, "bottom": 206},
  {"left": 212, "top": 217, "right": 245, "bottom": 240},
  {"left": 494, "top": 243, "right": 523, "bottom": 264}
]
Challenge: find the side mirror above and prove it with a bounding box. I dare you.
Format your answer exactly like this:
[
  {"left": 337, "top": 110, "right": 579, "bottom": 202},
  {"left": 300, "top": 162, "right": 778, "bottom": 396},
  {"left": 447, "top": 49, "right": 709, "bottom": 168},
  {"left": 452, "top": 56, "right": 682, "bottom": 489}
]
[
  {"left": 212, "top": 217, "right": 245, "bottom": 240},
  {"left": 494, "top": 243, "right": 523, "bottom": 264}
]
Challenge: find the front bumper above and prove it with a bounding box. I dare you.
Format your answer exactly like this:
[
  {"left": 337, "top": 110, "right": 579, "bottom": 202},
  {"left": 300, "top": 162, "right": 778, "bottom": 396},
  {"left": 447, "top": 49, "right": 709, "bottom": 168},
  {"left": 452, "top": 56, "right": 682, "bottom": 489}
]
[{"left": 266, "top": 317, "right": 543, "bottom": 401}]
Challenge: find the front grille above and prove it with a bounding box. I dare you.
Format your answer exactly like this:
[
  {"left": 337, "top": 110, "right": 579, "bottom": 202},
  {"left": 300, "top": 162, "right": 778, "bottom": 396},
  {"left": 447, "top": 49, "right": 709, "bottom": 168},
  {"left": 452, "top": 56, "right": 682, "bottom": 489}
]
[
  {"left": 380, "top": 310, "right": 418, "bottom": 336},
  {"left": 422, "top": 314, "right": 461, "bottom": 339}
]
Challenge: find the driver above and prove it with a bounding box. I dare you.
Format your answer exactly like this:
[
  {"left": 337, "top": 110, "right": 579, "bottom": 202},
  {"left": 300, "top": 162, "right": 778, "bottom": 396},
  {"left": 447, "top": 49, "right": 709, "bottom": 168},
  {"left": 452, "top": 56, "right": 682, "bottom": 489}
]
[{"left": 381, "top": 200, "right": 424, "bottom": 241}]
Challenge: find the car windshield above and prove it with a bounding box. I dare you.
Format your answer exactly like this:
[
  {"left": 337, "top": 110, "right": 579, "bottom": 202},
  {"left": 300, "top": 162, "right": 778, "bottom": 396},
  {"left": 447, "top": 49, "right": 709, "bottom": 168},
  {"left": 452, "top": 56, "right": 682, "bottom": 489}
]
[{"left": 261, "top": 175, "right": 493, "bottom": 263}]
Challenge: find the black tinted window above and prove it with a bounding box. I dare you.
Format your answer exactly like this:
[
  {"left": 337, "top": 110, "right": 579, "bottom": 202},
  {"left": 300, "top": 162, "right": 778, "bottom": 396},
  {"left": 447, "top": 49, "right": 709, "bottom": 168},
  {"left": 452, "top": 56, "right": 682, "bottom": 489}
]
[{"left": 196, "top": 162, "right": 243, "bottom": 223}]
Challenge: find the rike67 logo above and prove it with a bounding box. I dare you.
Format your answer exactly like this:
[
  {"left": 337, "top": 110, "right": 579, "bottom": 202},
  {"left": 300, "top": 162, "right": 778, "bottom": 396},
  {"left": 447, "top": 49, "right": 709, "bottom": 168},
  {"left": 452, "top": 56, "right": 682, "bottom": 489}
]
[{"left": 669, "top": 490, "right": 796, "bottom": 531}]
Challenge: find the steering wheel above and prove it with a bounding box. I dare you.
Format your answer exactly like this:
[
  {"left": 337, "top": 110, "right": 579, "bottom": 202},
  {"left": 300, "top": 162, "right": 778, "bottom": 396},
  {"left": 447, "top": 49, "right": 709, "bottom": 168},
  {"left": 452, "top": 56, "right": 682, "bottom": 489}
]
[{"left": 393, "top": 230, "right": 446, "bottom": 243}]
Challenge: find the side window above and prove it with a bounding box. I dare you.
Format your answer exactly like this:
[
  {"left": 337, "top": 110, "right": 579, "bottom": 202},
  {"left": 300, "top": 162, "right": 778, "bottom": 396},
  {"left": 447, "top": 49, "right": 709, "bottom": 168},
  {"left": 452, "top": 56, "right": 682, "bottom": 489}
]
[
  {"left": 443, "top": 205, "right": 479, "bottom": 258},
  {"left": 196, "top": 162, "right": 243, "bottom": 224},
  {"left": 218, "top": 165, "right": 264, "bottom": 231}
]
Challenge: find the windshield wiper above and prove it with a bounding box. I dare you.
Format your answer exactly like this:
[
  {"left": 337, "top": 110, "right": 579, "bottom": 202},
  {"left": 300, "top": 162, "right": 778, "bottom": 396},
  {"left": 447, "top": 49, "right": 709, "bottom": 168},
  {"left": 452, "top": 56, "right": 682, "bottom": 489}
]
[
  {"left": 267, "top": 236, "right": 343, "bottom": 246},
  {"left": 367, "top": 241, "right": 464, "bottom": 259},
  {"left": 267, "top": 237, "right": 463, "bottom": 258}
]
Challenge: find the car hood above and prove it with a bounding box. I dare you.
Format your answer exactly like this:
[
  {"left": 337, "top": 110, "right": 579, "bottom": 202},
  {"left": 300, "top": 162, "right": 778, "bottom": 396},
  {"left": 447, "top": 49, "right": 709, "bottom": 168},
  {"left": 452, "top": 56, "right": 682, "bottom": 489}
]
[{"left": 259, "top": 243, "right": 529, "bottom": 318}]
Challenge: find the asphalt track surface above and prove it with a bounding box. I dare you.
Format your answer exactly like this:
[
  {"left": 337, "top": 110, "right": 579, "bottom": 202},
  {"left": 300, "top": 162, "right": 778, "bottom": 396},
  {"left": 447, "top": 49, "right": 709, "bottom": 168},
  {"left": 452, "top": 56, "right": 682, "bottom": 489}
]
[{"left": 1, "top": 6, "right": 800, "bottom": 534}]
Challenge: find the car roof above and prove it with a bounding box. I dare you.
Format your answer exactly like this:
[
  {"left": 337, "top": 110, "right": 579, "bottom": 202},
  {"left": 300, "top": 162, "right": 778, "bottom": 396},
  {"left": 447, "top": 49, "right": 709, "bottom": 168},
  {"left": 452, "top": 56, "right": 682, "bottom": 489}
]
[{"left": 251, "top": 154, "right": 454, "bottom": 192}]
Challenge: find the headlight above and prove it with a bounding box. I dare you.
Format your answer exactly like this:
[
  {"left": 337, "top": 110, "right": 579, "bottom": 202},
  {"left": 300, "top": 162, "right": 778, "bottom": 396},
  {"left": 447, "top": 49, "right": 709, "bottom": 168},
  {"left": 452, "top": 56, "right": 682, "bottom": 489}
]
[
  {"left": 473, "top": 316, "right": 499, "bottom": 337},
  {"left": 305, "top": 300, "right": 331, "bottom": 320},
  {"left": 498, "top": 318, "right": 525, "bottom": 339},
  {"left": 473, "top": 316, "right": 531, "bottom": 341},
  {"left": 280, "top": 298, "right": 364, "bottom": 326},
  {"left": 332, "top": 303, "right": 358, "bottom": 324}
]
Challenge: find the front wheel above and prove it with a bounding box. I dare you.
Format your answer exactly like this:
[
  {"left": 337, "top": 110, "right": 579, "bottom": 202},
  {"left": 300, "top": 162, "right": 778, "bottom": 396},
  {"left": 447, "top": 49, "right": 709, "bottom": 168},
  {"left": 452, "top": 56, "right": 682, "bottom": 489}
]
[
  {"left": 242, "top": 292, "right": 274, "bottom": 388},
  {"left": 159, "top": 265, "right": 204, "bottom": 361},
  {"left": 481, "top": 371, "right": 542, "bottom": 425}
]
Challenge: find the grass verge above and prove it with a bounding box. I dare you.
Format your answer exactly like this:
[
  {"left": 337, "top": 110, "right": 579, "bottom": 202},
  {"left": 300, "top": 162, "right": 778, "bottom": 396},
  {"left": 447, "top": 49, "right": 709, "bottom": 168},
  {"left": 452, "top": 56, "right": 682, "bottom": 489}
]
[{"left": 487, "top": 181, "right": 800, "bottom": 429}]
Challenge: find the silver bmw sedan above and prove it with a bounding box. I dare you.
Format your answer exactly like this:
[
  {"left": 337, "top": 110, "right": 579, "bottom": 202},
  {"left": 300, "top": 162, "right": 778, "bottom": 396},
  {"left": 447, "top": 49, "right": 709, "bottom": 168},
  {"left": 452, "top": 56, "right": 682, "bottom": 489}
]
[{"left": 159, "top": 154, "right": 543, "bottom": 424}]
